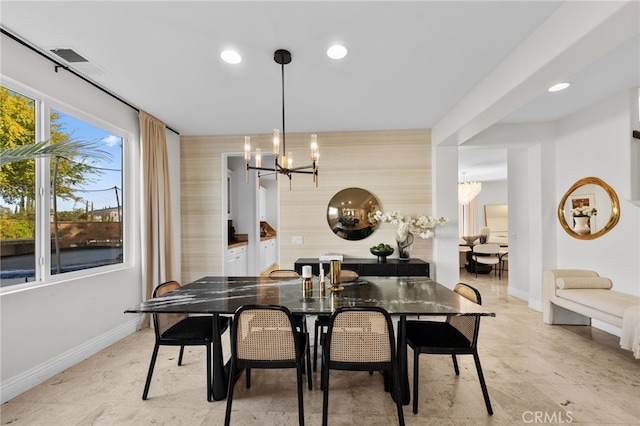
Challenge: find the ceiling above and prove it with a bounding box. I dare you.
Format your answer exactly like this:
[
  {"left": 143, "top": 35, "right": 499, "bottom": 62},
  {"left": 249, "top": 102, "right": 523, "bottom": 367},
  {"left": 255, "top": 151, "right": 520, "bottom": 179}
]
[{"left": 1, "top": 1, "right": 638, "bottom": 182}]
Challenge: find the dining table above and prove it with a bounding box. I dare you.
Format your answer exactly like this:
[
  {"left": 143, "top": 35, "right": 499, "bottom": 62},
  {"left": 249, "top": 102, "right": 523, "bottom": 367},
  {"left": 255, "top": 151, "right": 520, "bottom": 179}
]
[{"left": 124, "top": 275, "right": 495, "bottom": 404}]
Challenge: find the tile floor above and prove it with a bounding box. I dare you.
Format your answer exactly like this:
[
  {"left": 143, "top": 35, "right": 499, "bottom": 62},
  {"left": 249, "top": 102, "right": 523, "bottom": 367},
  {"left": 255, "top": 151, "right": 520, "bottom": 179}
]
[{"left": 1, "top": 270, "right": 639, "bottom": 425}]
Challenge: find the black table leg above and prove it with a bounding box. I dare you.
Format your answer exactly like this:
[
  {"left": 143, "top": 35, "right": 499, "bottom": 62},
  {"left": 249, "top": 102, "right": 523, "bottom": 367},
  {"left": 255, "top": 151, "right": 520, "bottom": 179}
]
[
  {"left": 211, "top": 314, "right": 228, "bottom": 401},
  {"left": 396, "top": 315, "right": 410, "bottom": 405}
]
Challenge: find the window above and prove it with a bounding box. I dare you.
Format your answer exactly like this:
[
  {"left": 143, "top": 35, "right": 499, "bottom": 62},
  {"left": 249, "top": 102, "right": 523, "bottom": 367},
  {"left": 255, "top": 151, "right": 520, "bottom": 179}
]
[{"left": 0, "top": 85, "right": 125, "bottom": 288}]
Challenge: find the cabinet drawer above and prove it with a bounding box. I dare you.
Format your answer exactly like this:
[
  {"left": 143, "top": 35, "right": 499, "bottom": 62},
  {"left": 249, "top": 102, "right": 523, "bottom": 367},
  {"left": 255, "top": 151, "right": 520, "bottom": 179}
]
[{"left": 227, "top": 245, "right": 247, "bottom": 256}]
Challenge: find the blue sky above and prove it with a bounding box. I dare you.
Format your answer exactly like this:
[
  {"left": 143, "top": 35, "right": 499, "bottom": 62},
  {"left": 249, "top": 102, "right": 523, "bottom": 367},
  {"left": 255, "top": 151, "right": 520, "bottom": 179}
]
[{"left": 53, "top": 110, "right": 122, "bottom": 212}]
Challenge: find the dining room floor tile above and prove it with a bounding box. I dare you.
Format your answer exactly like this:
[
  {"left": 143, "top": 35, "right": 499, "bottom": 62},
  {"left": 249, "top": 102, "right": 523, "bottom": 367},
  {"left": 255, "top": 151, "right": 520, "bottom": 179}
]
[{"left": 2, "top": 269, "right": 638, "bottom": 425}]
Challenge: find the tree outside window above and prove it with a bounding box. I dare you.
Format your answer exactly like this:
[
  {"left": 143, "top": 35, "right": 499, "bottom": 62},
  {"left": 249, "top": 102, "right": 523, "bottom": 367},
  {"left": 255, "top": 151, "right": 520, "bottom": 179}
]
[{"left": 0, "top": 86, "right": 124, "bottom": 287}]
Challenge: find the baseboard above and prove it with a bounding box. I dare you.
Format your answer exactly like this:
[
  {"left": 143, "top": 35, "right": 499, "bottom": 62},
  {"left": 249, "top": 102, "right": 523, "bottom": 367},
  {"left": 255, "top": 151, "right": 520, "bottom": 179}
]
[
  {"left": 0, "top": 317, "right": 139, "bottom": 404},
  {"left": 528, "top": 299, "right": 543, "bottom": 312},
  {"left": 507, "top": 285, "right": 528, "bottom": 302}
]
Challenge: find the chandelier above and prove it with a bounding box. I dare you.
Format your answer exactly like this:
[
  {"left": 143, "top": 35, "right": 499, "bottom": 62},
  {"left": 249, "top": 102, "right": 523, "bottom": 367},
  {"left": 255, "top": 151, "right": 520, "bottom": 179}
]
[
  {"left": 458, "top": 173, "right": 482, "bottom": 204},
  {"left": 244, "top": 49, "right": 319, "bottom": 189}
]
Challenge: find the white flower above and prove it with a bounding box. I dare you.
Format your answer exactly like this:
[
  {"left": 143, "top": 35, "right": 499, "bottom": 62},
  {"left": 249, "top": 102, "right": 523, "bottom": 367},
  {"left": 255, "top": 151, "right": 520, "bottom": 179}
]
[
  {"left": 571, "top": 206, "right": 597, "bottom": 217},
  {"left": 368, "top": 210, "right": 448, "bottom": 239}
]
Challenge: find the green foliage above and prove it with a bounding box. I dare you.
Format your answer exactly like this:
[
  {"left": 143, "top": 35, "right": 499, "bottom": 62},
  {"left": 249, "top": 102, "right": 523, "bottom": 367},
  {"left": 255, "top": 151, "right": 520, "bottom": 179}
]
[
  {"left": 0, "top": 87, "right": 112, "bottom": 216},
  {"left": 0, "top": 215, "right": 34, "bottom": 239},
  {"left": 56, "top": 209, "right": 87, "bottom": 221}
]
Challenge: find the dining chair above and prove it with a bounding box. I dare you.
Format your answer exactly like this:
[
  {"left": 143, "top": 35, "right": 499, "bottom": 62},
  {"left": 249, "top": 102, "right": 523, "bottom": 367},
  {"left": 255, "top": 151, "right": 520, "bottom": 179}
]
[
  {"left": 225, "top": 305, "right": 309, "bottom": 426},
  {"left": 405, "top": 282, "right": 493, "bottom": 415},
  {"left": 499, "top": 251, "right": 509, "bottom": 277},
  {"left": 313, "top": 269, "right": 360, "bottom": 372},
  {"left": 142, "top": 280, "right": 231, "bottom": 401},
  {"left": 267, "top": 269, "right": 312, "bottom": 388},
  {"left": 471, "top": 244, "right": 501, "bottom": 278},
  {"left": 321, "top": 306, "right": 405, "bottom": 426}
]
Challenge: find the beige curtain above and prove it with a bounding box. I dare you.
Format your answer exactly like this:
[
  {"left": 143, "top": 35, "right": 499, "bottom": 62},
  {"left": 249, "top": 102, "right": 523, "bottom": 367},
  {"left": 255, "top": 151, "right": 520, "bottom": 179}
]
[
  {"left": 458, "top": 198, "right": 479, "bottom": 237},
  {"left": 139, "top": 111, "right": 174, "bottom": 329}
]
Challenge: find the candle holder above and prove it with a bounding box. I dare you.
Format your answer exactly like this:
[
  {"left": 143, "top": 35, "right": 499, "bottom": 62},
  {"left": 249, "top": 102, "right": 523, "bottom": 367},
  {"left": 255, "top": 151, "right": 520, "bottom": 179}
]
[
  {"left": 328, "top": 259, "right": 344, "bottom": 291},
  {"left": 302, "top": 277, "right": 313, "bottom": 297}
]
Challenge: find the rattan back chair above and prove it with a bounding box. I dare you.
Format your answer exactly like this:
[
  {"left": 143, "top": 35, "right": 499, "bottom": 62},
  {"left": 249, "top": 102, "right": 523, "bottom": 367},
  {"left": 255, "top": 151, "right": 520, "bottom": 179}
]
[
  {"left": 321, "top": 306, "right": 404, "bottom": 426},
  {"left": 225, "top": 305, "right": 309, "bottom": 426},
  {"left": 405, "top": 282, "right": 493, "bottom": 415},
  {"left": 267, "top": 269, "right": 312, "bottom": 388},
  {"left": 142, "top": 280, "right": 230, "bottom": 401},
  {"left": 313, "top": 269, "right": 360, "bottom": 372}
]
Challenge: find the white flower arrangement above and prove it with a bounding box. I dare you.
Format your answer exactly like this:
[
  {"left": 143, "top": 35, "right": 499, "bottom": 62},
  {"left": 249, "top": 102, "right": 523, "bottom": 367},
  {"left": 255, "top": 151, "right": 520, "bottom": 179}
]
[
  {"left": 368, "top": 210, "right": 448, "bottom": 239},
  {"left": 571, "top": 206, "right": 597, "bottom": 217}
]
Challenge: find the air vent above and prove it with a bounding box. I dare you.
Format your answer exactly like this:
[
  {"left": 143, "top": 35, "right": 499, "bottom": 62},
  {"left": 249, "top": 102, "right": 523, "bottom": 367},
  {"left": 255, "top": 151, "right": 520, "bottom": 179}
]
[
  {"left": 47, "top": 46, "right": 108, "bottom": 76},
  {"left": 50, "top": 48, "right": 88, "bottom": 63}
]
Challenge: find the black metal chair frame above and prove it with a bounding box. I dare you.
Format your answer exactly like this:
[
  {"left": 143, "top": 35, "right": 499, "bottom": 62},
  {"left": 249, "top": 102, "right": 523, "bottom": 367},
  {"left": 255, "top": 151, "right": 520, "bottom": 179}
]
[
  {"left": 313, "top": 314, "right": 329, "bottom": 372},
  {"left": 321, "top": 306, "right": 405, "bottom": 426},
  {"left": 225, "top": 304, "right": 309, "bottom": 426},
  {"left": 405, "top": 282, "right": 493, "bottom": 415},
  {"left": 142, "top": 280, "right": 230, "bottom": 402}
]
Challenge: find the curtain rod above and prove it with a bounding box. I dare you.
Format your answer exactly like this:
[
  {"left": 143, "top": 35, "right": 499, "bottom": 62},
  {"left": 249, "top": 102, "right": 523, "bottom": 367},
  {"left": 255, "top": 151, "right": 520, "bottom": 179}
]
[{"left": 1, "top": 28, "right": 179, "bottom": 135}]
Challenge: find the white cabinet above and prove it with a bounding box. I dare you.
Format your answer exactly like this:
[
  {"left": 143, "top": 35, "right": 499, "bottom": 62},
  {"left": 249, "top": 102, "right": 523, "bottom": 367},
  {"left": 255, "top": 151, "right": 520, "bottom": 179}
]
[
  {"left": 259, "top": 238, "right": 277, "bottom": 273},
  {"left": 226, "top": 245, "right": 247, "bottom": 276}
]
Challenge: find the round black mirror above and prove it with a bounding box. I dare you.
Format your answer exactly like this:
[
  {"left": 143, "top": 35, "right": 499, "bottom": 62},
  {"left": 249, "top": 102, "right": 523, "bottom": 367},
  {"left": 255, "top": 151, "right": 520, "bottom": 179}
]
[{"left": 327, "top": 187, "right": 381, "bottom": 240}]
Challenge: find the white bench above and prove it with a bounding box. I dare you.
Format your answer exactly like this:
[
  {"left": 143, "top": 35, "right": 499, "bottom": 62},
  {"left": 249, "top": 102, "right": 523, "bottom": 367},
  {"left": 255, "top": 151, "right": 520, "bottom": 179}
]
[{"left": 543, "top": 269, "right": 640, "bottom": 358}]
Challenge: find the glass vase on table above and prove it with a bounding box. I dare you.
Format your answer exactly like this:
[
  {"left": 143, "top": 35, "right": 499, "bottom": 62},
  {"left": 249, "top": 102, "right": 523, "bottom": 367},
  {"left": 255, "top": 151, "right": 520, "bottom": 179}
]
[{"left": 396, "top": 231, "right": 414, "bottom": 260}]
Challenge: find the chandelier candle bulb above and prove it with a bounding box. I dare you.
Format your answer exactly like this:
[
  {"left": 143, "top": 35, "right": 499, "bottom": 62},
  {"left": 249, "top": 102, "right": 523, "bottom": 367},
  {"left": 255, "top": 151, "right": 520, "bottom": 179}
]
[
  {"left": 310, "top": 134, "right": 318, "bottom": 161},
  {"left": 244, "top": 136, "right": 251, "bottom": 162},
  {"left": 273, "top": 129, "right": 280, "bottom": 157},
  {"left": 287, "top": 151, "right": 292, "bottom": 169},
  {"left": 255, "top": 148, "right": 261, "bottom": 168}
]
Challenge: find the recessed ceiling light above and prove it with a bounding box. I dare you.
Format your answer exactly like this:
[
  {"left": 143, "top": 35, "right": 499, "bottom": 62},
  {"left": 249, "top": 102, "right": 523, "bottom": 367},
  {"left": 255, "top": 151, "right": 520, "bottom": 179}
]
[
  {"left": 221, "top": 50, "right": 241, "bottom": 64},
  {"left": 548, "top": 82, "right": 570, "bottom": 92},
  {"left": 327, "top": 45, "right": 348, "bottom": 60}
]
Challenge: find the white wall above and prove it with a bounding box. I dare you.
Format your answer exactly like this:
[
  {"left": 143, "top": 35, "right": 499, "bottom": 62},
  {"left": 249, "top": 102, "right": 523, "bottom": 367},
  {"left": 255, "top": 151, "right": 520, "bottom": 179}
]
[
  {"left": 0, "top": 33, "right": 179, "bottom": 402},
  {"left": 474, "top": 180, "right": 508, "bottom": 230},
  {"left": 555, "top": 90, "right": 640, "bottom": 297}
]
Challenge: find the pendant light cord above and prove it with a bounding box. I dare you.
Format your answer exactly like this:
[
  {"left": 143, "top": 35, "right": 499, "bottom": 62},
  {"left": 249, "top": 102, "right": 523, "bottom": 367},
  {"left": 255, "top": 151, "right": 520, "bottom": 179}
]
[{"left": 281, "top": 61, "right": 286, "bottom": 155}]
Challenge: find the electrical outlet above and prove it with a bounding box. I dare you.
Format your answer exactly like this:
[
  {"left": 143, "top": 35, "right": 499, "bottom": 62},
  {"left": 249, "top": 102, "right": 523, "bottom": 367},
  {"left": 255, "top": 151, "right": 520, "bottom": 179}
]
[{"left": 292, "top": 236, "right": 304, "bottom": 245}]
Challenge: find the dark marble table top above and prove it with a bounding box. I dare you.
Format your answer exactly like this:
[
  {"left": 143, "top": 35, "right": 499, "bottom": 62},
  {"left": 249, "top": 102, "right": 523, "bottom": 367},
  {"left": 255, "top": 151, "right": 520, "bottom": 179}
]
[{"left": 124, "top": 276, "right": 495, "bottom": 318}]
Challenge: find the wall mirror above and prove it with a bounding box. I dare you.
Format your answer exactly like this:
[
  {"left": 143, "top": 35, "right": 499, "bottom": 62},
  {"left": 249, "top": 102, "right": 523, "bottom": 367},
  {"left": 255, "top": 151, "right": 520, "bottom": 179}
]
[
  {"left": 484, "top": 204, "right": 508, "bottom": 244},
  {"left": 327, "top": 187, "right": 381, "bottom": 240},
  {"left": 558, "top": 177, "right": 620, "bottom": 240}
]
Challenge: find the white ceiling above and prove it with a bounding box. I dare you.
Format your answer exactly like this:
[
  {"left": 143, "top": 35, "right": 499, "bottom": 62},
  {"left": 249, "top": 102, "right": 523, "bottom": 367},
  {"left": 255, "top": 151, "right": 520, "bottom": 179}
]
[{"left": 1, "top": 1, "right": 638, "bottom": 182}]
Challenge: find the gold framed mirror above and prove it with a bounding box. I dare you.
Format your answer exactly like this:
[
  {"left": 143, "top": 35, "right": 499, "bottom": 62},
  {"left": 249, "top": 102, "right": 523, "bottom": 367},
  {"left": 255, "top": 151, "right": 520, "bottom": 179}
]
[
  {"left": 557, "top": 177, "right": 620, "bottom": 240},
  {"left": 327, "top": 187, "right": 381, "bottom": 240}
]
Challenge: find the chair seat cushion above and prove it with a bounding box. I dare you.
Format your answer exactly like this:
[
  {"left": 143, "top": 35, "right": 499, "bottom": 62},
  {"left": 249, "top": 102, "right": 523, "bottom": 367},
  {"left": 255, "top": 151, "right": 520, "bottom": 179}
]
[
  {"left": 162, "top": 315, "right": 230, "bottom": 340},
  {"left": 406, "top": 320, "right": 471, "bottom": 348}
]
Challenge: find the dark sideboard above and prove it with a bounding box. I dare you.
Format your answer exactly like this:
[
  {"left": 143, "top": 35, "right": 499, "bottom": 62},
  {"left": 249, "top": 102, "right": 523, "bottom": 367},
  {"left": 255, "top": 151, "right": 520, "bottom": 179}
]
[{"left": 294, "top": 258, "right": 430, "bottom": 277}]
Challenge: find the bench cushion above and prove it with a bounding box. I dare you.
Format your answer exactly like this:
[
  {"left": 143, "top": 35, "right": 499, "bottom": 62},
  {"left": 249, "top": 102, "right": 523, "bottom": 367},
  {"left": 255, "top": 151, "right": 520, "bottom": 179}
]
[
  {"left": 556, "top": 288, "right": 640, "bottom": 318},
  {"left": 557, "top": 277, "right": 612, "bottom": 290}
]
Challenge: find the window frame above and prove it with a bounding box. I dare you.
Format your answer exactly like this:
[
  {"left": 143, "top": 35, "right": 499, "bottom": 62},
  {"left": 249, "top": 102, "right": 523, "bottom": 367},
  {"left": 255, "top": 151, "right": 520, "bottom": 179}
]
[{"left": 1, "top": 78, "right": 133, "bottom": 293}]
